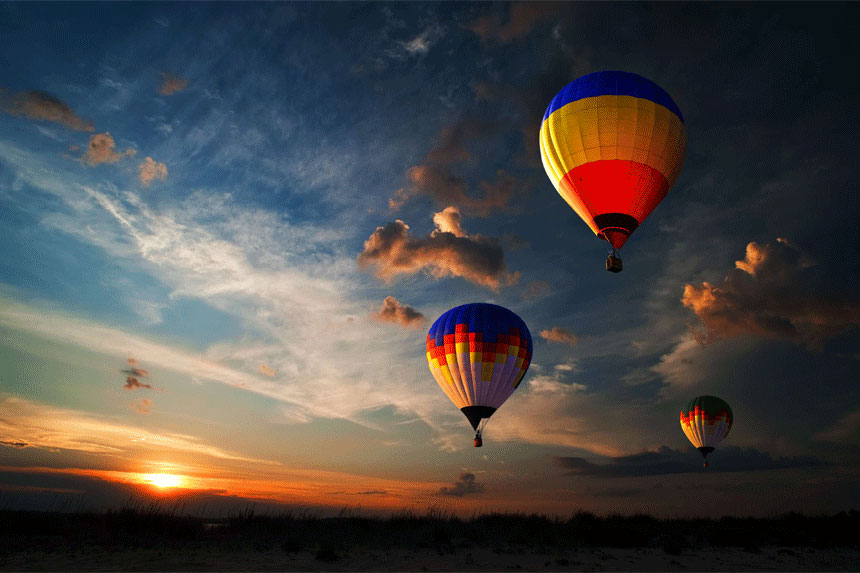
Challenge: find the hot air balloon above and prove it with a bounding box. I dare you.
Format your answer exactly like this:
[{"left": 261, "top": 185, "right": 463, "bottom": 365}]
[
  {"left": 680, "top": 395, "right": 733, "bottom": 468},
  {"left": 539, "top": 70, "right": 687, "bottom": 272},
  {"left": 426, "top": 303, "right": 532, "bottom": 447}
]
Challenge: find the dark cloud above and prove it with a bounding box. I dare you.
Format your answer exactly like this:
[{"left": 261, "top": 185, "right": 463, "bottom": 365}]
[
  {"left": 438, "top": 472, "right": 485, "bottom": 497},
  {"left": 358, "top": 207, "right": 518, "bottom": 290},
  {"left": 1, "top": 90, "right": 95, "bottom": 131},
  {"left": 467, "top": 2, "right": 559, "bottom": 44},
  {"left": 124, "top": 377, "right": 153, "bottom": 391},
  {"left": 80, "top": 132, "right": 135, "bottom": 166},
  {"left": 122, "top": 358, "right": 149, "bottom": 379},
  {"left": 555, "top": 446, "right": 826, "bottom": 477},
  {"left": 158, "top": 73, "right": 188, "bottom": 96},
  {"left": 539, "top": 326, "right": 579, "bottom": 346},
  {"left": 388, "top": 120, "right": 526, "bottom": 216},
  {"left": 374, "top": 296, "right": 425, "bottom": 328},
  {"left": 0, "top": 439, "right": 30, "bottom": 449},
  {"left": 683, "top": 239, "right": 860, "bottom": 349}
]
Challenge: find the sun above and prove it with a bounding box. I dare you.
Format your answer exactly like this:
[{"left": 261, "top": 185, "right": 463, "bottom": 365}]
[{"left": 143, "top": 473, "right": 183, "bottom": 489}]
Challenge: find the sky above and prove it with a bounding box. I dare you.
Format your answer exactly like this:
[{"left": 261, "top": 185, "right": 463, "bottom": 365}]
[{"left": 1, "top": 2, "right": 859, "bottom": 518}]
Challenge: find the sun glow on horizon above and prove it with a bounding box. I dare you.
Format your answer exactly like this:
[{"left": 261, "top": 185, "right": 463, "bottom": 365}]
[{"left": 143, "top": 473, "right": 184, "bottom": 489}]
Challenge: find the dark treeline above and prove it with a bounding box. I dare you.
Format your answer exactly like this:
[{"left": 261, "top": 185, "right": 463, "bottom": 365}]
[{"left": 3, "top": 506, "right": 860, "bottom": 557}]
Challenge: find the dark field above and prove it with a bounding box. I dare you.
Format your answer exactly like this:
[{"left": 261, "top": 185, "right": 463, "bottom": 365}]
[{"left": 2, "top": 507, "right": 860, "bottom": 571}]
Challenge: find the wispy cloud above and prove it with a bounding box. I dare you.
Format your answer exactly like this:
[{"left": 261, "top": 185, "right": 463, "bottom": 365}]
[
  {"left": 1, "top": 90, "right": 94, "bottom": 132},
  {"left": 0, "top": 143, "right": 461, "bottom": 441},
  {"left": 396, "top": 24, "right": 444, "bottom": 57},
  {"left": 373, "top": 296, "right": 425, "bottom": 328},
  {"left": 358, "top": 206, "right": 518, "bottom": 290},
  {"left": 0, "top": 395, "right": 275, "bottom": 463}
]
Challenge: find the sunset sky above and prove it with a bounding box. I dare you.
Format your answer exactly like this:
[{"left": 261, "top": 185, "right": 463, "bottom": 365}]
[{"left": 1, "top": 2, "right": 859, "bottom": 518}]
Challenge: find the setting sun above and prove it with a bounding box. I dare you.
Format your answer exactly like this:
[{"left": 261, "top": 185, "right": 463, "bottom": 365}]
[{"left": 143, "top": 473, "right": 183, "bottom": 489}]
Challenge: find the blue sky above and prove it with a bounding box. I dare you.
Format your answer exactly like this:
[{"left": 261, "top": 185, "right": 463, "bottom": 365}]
[{"left": 1, "top": 2, "right": 858, "bottom": 516}]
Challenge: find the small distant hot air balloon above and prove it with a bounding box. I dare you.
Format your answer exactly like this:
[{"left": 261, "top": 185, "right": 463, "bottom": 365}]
[
  {"left": 539, "top": 70, "right": 687, "bottom": 272},
  {"left": 426, "top": 303, "right": 532, "bottom": 447},
  {"left": 680, "top": 395, "right": 733, "bottom": 468}
]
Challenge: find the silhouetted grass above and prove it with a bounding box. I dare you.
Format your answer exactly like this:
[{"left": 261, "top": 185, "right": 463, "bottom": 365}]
[{"left": 1, "top": 506, "right": 858, "bottom": 555}]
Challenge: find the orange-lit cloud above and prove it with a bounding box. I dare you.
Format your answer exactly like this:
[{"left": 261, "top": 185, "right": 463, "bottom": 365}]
[
  {"left": 358, "top": 207, "right": 518, "bottom": 290},
  {"left": 80, "top": 132, "right": 136, "bottom": 166},
  {"left": 258, "top": 364, "right": 278, "bottom": 377},
  {"left": 374, "top": 296, "right": 425, "bottom": 328},
  {"left": 158, "top": 73, "right": 188, "bottom": 95},
  {"left": 0, "top": 439, "right": 30, "bottom": 449},
  {"left": 139, "top": 157, "right": 168, "bottom": 186},
  {"left": 682, "top": 238, "right": 860, "bottom": 348},
  {"left": 124, "top": 377, "right": 153, "bottom": 390},
  {"left": 2, "top": 90, "right": 95, "bottom": 131},
  {"left": 131, "top": 398, "right": 153, "bottom": 414},
  {"left": 539, "top": 326, "right": 579, "bottom": 346},
  {"left": 468, "top": 2, "right": 558, "bottom": 44},
  {"left": 0, "top": 395, "right": 273, "bottom": 463},
  {"left": 388, "top": 120, "right": 524, "bottom": 216}
]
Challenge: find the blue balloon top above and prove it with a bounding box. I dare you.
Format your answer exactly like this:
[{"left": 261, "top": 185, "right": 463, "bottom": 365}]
[
  {"left": 428, "top": 303, "right": 532, "bottom": 354},
  {"left": 543, "top": 70, "right": 684, "bottom": 124}
]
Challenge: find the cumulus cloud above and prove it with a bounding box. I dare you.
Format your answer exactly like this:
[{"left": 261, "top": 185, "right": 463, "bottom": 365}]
[
  {"left": 374, "top": 296, "right": 425, "bottom": 328},
  {"left": 468, "top": 2, "right": 558, "bottom": 44},
  {"left": 555, "top": 445, "right": 826, "bottom": 477},
  {"left": 80, "top": 132, "right": 136, "bottom": 166},
  {"left": 259, "top": 364, "right": 278, "bottom": 377},
  {"left": 358, "top": 207, "right": 518, "bottom": 290},
  {"left": 438, "top": 472, "right": 485, "bottom": 497},
  {"left": 138, "top": 157, "right": 168, "bottom": 186},
  {"left": 158, "top": 73, "right": 188, "bottom": 95},
  {"left": 388, "top": 120, "right": 524, "bottom": 216},
  {"left": 1, "top": 90, "right": 94, "bottom": 131},
  {"left": 539, "top": 326, "right": 579, "bottom": 346},
  {"left": 682, "top": 239, "right": 860, "bottom": 348}
]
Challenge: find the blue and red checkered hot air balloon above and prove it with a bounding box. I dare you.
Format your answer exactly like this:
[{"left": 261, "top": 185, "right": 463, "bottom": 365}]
[
  {"left": 426, "top": 303, "right": 532, "bottom": 447},
  {"left": 539, "top": 71, "right": 687, "bottom": 272}
]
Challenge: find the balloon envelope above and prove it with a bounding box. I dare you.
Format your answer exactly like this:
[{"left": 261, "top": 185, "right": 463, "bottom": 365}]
[
  {"left": 426, "top": 303, "right": 532, "bottom": 430},
  {"left": 680, "top": 395, "right": 733, "bottom": 452},
  {"left": 539, "top": 70, "right": 687, "bottom": 249}
]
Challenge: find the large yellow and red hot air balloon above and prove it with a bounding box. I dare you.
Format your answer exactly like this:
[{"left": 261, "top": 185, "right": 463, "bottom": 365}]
[
  {"left": 680, "top": 395, "right": 733, "bottom": 468},
  {"left": 539, "top": 71, "right": 687, "bottom": 272},
  {"left": 426, "top": 303, "right": 532, "bottom": 447}
]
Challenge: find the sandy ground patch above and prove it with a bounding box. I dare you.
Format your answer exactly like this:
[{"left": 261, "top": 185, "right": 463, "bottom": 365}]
[{"left": 2, "top": 545, "right": 859, "bottom": 571}]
